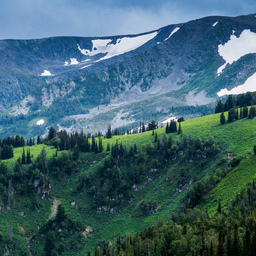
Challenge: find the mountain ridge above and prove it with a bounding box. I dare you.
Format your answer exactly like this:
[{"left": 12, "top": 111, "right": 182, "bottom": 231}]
[{"left": 0, "top": 14, "right": 256, "bottom": 138}]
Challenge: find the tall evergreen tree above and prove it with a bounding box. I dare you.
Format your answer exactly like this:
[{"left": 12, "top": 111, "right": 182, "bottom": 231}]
[
  {"left": 249, "top": 106, "right": 256, "bottom": 119},
  {"left": 142, "top": 122, "right": 146, "bottom": 133},
  {"left": 165, "top": 122, "right": 170, "bottom": 134},
  {"left": 106, "top": 124, "right": 112, "bottom": 138},
  {"left": 217, "top": 201, "right": 222, "bottom": 214},
  {"left": 95, "top": 141, "right": 98, "bottom": 154},
  {"left": 225, "top": 95, "right": 234, "bottom": 111},
  {"left": 220, "top": 112, "right": 226, "bottom": 125},
  {"left": 99, "top": 137, "right": 103, "bottom": 152},
  {"left": 232, "top": 224, "right": 241, "bottom": 256},
  {"left": 243, "top": 106, "right": 248, "bottom": 118},
  {"left": 216, "top": 231, "right": 225, "bottom": 256},
  {"left": 22, "top": 147, "right": 26, "bottom": 164},
  {"left": 27, "top": 149, "right": 31, "bottom": 164},
  {"left": 178, "top": 122, "right": 182, "bottom": 135},
  {"left": 215, "top": 100, "right": 225, "bottom": 113},
  {"left": 154, "top": 132, "right": 158, "bottom": 143}
]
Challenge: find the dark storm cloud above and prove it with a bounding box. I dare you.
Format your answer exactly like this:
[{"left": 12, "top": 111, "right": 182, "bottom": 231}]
[{"left": 0, "top": 0, "right": 255, "bottom": 40}]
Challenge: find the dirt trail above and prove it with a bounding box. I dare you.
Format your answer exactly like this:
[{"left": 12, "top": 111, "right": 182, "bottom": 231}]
[{"left": 48, "top": 198, "right": 60, "bottom": 220}]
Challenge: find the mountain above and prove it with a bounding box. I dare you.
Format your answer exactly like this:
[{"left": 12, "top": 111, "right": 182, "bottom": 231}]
[{"left": 1, "top": 14, "right": 256, "bottom": 137}]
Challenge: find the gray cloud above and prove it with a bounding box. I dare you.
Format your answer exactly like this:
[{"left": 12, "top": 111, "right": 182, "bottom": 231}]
[{"left": 0, "top": 0, "right": 255, "bottom": 40}]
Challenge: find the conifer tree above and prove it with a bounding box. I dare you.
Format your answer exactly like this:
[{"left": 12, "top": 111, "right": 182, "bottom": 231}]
[
  {"left": 249, "top": 106, "right": 256, "bottom": 119},
  {"left": 216, "top": 231, "right": 225, "bottom": 256},
  {"left": 72, "top": 144, "right": 80, "bottom": 161},
  {"left": 239, "top": 107, "right": 243, "bottom": 119},
  {"left": 217, "top": 201, "right": 222, "bottom": 214},
  {"left": 107, "top": 143, "right": 110, "bottom": 151},
  {"left": 178, "top": 122, "right": 182, "bottom": 135},
  {"left": 99, "top": 138, "right": 103, "bottom": 152},
  {"left": 170, "top": 120, "right": 177, "bottom": 132},
  {"left": 232, "top": 224, "right": 241, "bottom": 256},
  {"left": 142, "top": 122, "right": 146, "bottom": 133},
  {"left": 95, "top": 141, "right": 98, "bottom": 154},
  {"left": 27, "top": 148, "right": 31, "bottom": 164},
  {"left": 106, "top": 124, "right": 112, "bottom": 138},
  {"left": 220, "top": 112, "right": 226, "bottom": 125},
  {"left": 215, "top": 100, "right": 225, "bottom": 113},
  {"left": 243, "top": 106, "right": 248, "bottom": 118},
  {"left": 91, "top": 136, "right": 96, "bottom": 152},
  {"left": 165, "top": 122, "right": 170, "bottom": 134},
  {"left": 154, "top": 132, "right": 158, "bottom": 143},
  {"left": 22, "top": 147, "right": 26, "bottom": 164}
]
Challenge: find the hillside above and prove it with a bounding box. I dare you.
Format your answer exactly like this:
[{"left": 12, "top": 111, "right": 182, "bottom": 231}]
[
  {"left": 0, "top": 14, "right": 256, "bottom": 138},
  {"left": 0, "top": 108, "right": 256, "bottom": 254}
]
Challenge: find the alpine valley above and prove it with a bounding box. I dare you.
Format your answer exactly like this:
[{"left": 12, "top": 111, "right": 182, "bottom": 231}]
[{"left": 1, "top": 14, "right": 256, "bottom": 256}]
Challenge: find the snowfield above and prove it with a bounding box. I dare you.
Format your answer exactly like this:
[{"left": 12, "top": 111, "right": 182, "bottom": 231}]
[
  {"left": 64, "top": 58, "right": 79, "bottom": 66},
  {"left": 217, "top": 72, "right": 256, "bottom": 96},
  {"left": 212, "top": 21, "right": 218, "bottom": 27},
  {"left": 164, "top": 27, "right": 180, "bottom": 41},
  {"left": 36, "top": 119, "right": 45, "bottom": 125},
  {"left": 77, "top": 31, "right": 158, "bottom": 61},
  {"left": 217, "top": 29, "right": 256, "bottom": 75},
  {"left": 40, "top": 70, "right": 52, "bottom": 76}
]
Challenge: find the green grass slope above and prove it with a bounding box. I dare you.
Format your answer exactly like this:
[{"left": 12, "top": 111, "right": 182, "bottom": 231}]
[{"left": 1, "top": 110, "right": 256, "bottom": 255}]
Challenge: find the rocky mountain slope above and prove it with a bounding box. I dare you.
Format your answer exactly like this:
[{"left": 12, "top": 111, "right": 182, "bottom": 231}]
[{"left": 1, "top": 14, "right": 256, "bottom": 137}]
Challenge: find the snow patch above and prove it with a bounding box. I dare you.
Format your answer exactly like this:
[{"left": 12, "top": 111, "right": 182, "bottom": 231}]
[
  {"left": 77, "top": 31, "right": 157, "bottom": 61},
  {"left": 164, "top": 27, "right": 180, "bottom": 41},
  {"left": 36, "top": 119, "right": 45, "bottom": 125},
  {"left": 64, "top": 58, "right": 79, "bottom": 66},
  {"left": 217, "top": 72, "right": 256, "bottom": 96},
  {"left": 81, "top": 64, "right": 92, "bottom": 70},
  {"left": 217, "top": 29, "right": 256, "bottom": 75},
  {"left": 40, "top": 70, "right": 52, "bottom": 76},
  {"left": 212, "top": 21, "right": 218, "bottom": 27},
  {"left": 162, "top": 116, "right": 177, "bottom": 124}
]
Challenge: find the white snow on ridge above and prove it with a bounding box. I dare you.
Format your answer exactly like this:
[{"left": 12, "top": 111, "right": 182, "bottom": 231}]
[
  {"left": 217, "top": 72, "right": 256, "bottom": 96},
  {"left": 217, "top": 29, "right": 256, "bottom": 75},
  {"left": 77, "top": 31, "right": 158, "bottom": 61},
  {"left": 81, "top": 64, "right": 92, "bottom": 70},
  {"left": 164, "top": 27, "right": 180, "bottom": 41},
  {"left": 36, "top": 119, "right": 45, "bottom": 125},
  {"left": 40, "top": 70, "right": 52, "bottom": 76},
  {"left": 64, "top": 58, "right": 79, "bottom": 66},
  {"left": 212, "top": 21, "right": 218, "bottom": 27}
]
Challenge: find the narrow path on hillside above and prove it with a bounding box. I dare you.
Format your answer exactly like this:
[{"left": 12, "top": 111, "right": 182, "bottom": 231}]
[{"left": 48, "top": 198, "right": 60, "bottom": 220}]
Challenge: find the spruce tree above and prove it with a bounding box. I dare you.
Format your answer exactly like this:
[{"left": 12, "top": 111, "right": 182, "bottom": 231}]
[
  {"left": 142, "top": 122, "right": 146, "bottom": 133},
  {"left": 27, "top": 149, "right": 31, "bottom": 164},
  {"left": 107, "top": 143, "right": 110, "bottom": 151},
  {"left": 95, "top": 141, "right": 98, "bottom": 154},
  {"left": 106, "top": 124, "right": 112, "bottom": 138},
  {"left": 216, "top": 231, "right": 225, "bottom": 256},
  {"left": 99, "top": 138, "right": 103, "bottom": 152},
  {"left": 232, "top": 224, "right": 241, "bottom": 256},
  {"left": 165, "top": 122, "right": 170, "bottom": 134},
  {"left": 154, "top": 132, "right": 158, "bottom": 143},
  {"left": 178, "top": 122, "right": 182, "bottom": 135},
  {"left": 217, "top": 201, "right": 222, "bottom": 214},
  {"left": 22, "top": 147, "right": 26, "bottom": 164},
  {"left": 249, "top": 106, "right": 256, "bottom": 119},
  {"left": 215, "top": 100, "right": 225, "bottom": 113},
  {"left": 243, "top": 106, "right": 248, "bottom": 118},
  {"left": 220, "top": 112, "right": 226, "bottom": 125}
]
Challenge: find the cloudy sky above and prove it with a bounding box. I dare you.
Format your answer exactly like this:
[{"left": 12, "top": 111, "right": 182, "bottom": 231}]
[{"left": 0, "top": 0, "right": 256, "bottom": 40}]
